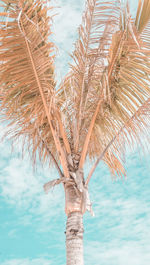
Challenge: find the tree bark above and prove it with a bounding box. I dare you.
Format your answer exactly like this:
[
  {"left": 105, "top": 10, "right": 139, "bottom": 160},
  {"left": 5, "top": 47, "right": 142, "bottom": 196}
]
[{"left": 66, "top": 211, "right": 84, "bottom": 265}]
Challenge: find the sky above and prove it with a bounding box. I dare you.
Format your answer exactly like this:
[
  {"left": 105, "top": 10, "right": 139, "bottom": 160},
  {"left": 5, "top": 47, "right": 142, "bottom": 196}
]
[{"left": 0, "top": 0, "right": 150, "bottom": 265}]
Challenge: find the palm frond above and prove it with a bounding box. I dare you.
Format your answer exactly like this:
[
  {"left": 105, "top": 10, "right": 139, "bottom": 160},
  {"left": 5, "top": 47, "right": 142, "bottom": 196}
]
[
  {"left": 1, "top": 0, "right": 150, "bottom": 180},
  {"left": 37, "top": 129, "right": 64, "bottom": 178},
  {"left": 85, "top": 97, "right": 150, "bottom": 185},
  {"left": 135, "top": 0, "right": 150, "bottom": 33},
  {"left": 0, "top": 0, "right": 70, "bottom": 177},
  {"left": 85, "top": 2, "right": 150, "bottom": 171},
  {"left": 60, "top": 0, "right": 121, "bottom": 154},
  {"left": 134, "top": 0, "right": 150, "bottom": 49},
  {"left": 60, "top": 0, "right": 150, "bottom": 176}
]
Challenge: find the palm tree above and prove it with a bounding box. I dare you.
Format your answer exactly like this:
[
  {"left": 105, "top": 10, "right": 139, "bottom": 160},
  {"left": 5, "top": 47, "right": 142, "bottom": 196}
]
[{"left": 0, "top": 0, "right": 150, "bottom": 264}]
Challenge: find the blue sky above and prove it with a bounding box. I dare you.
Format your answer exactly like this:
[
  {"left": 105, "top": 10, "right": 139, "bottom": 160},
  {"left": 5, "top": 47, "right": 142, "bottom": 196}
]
[{"left": 0, "top": 0, "right": 150, "bottom": 264}]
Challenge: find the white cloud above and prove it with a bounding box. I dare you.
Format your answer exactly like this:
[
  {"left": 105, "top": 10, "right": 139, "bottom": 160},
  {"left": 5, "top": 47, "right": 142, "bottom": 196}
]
[
  {"left": 0, "top": 136, "right": 65, "bottom": 231},
  {"left": 1, "top": 258, "right": 52, "bottom": 265},
  {"left": 85, "top": 241, "right": 150, "bottom": 265},
  {"left": 50, "top": 0, "right": 85, "bottom": 80},
  {"left": 83, "top": 152, "right": 150, "bottom": 265},
  {"left": 8, "top": 229, "right": 17, "bottom": 238}
]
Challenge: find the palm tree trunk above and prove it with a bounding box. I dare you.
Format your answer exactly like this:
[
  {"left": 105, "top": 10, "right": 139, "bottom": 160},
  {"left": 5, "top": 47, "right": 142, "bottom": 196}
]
[
  {"left": 65, "top": 182, "right": 84, "bottom": 265},
  {"left": 66, "top": 211, "right": 84, "bottom": 265}
]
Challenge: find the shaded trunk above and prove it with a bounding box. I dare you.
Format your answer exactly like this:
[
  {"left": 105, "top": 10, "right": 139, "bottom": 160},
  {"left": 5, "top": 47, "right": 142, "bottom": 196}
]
[{"left": 66, "top": 211, "right": 84, "bottom": 265}]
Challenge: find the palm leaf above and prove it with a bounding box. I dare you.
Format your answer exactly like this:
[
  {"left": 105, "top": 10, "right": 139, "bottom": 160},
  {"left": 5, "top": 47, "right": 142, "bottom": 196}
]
[
  {"left": 59, "top": 0, "right": 121, "bottom": 155},
  {"left": 0, "top": 0, "right": 70, "bottom": 177},
  {"left": 135, "top": 0, "right": 150, "bottom": 33},
  {"left": 135, "top": 0, "right": 150, "bottom": 49},
  {"left": 86, "top": 1, "right": 150, "bottom": 173},
  {"left": 85, "top": 97, "right": 150, "bottom": 185},
  {"left": 60, "top": 0, "right": 150, "bottom": 177}
]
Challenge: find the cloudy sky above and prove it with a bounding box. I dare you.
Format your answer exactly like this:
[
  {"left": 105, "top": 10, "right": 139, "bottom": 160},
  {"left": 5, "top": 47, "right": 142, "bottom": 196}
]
[{"left": 0, "top": 0, "right": 150, "bottom": 265}]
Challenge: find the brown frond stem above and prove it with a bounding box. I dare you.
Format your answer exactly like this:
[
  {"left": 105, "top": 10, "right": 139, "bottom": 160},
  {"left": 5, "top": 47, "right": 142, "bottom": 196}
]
[
  {"left": 55, "top": 110, "right": 71, "bottom": 154},
  {"left": 42, "top": 140, "right": 64, "bottom": 178},
  {"left": 37, "top": 129, "right": 64, "bottom": 179},
  {"left": 79, "top": 99, "right": 102, "bottom": 168},
  {"left": 108, "top": 31, "right": 126, "bottom": 79},
  {"left": 74, "top": 0, "right": 97, "bottom": 152},
  {"left": 20, "top": 17, "right": 70, "bottom": 178},
  {"left": 135, "top": 0, "right": 143, "bottom": 28},
  {"left": 85, "top": 136, "right": 117, "bottom": 186}
]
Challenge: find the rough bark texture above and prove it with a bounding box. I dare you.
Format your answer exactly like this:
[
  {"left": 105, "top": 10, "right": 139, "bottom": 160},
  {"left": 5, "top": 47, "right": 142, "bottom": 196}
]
[{"left": 66, "top": 211, "right": 84, "bottom": 265}]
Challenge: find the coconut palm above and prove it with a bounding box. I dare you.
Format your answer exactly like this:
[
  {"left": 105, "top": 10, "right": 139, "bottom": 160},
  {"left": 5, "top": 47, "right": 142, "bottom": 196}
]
[{"left": 0, "top": 0, "right": 150, "bottom": 264}]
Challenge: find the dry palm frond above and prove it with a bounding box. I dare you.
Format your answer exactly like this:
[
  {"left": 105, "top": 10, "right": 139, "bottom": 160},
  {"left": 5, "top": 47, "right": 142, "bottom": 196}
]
[
  {"left": 0, "top": 0, "right": 150, "bottom": 181},
  {"left": 87, "top": 40, "right": 150, "bottom": 174},
  {"left": 37, "top": 129, "right": 64, "bottom": 178},
  {"left": 43, "top": 178, "right": 64, "bottom": 194},
  {"left": 59, "top": 0, "right": 121, "bottom": 153},
  {"left": 85, "top": 1, "right": 150, "bottom": 173},
  {"left": 0, "top": 0, "right": 70, "bottom": 177},
  {"left": 43, "top": 176, "right": 75, "bottom": 193},
  {"left": 91, "top": 2, "right": 150, "bottom": 176},
  {"left": 135, "top": 0, "right": 150, "bottom": 33},
  {"left": 60, "top": 0, "right": 150, "bottom": 177},
  {"left": 135, "top": 0, "right": 150, "bottom": 49},
  {"left": 85, "top": 98, "right": 150, "bottom": 185}
]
